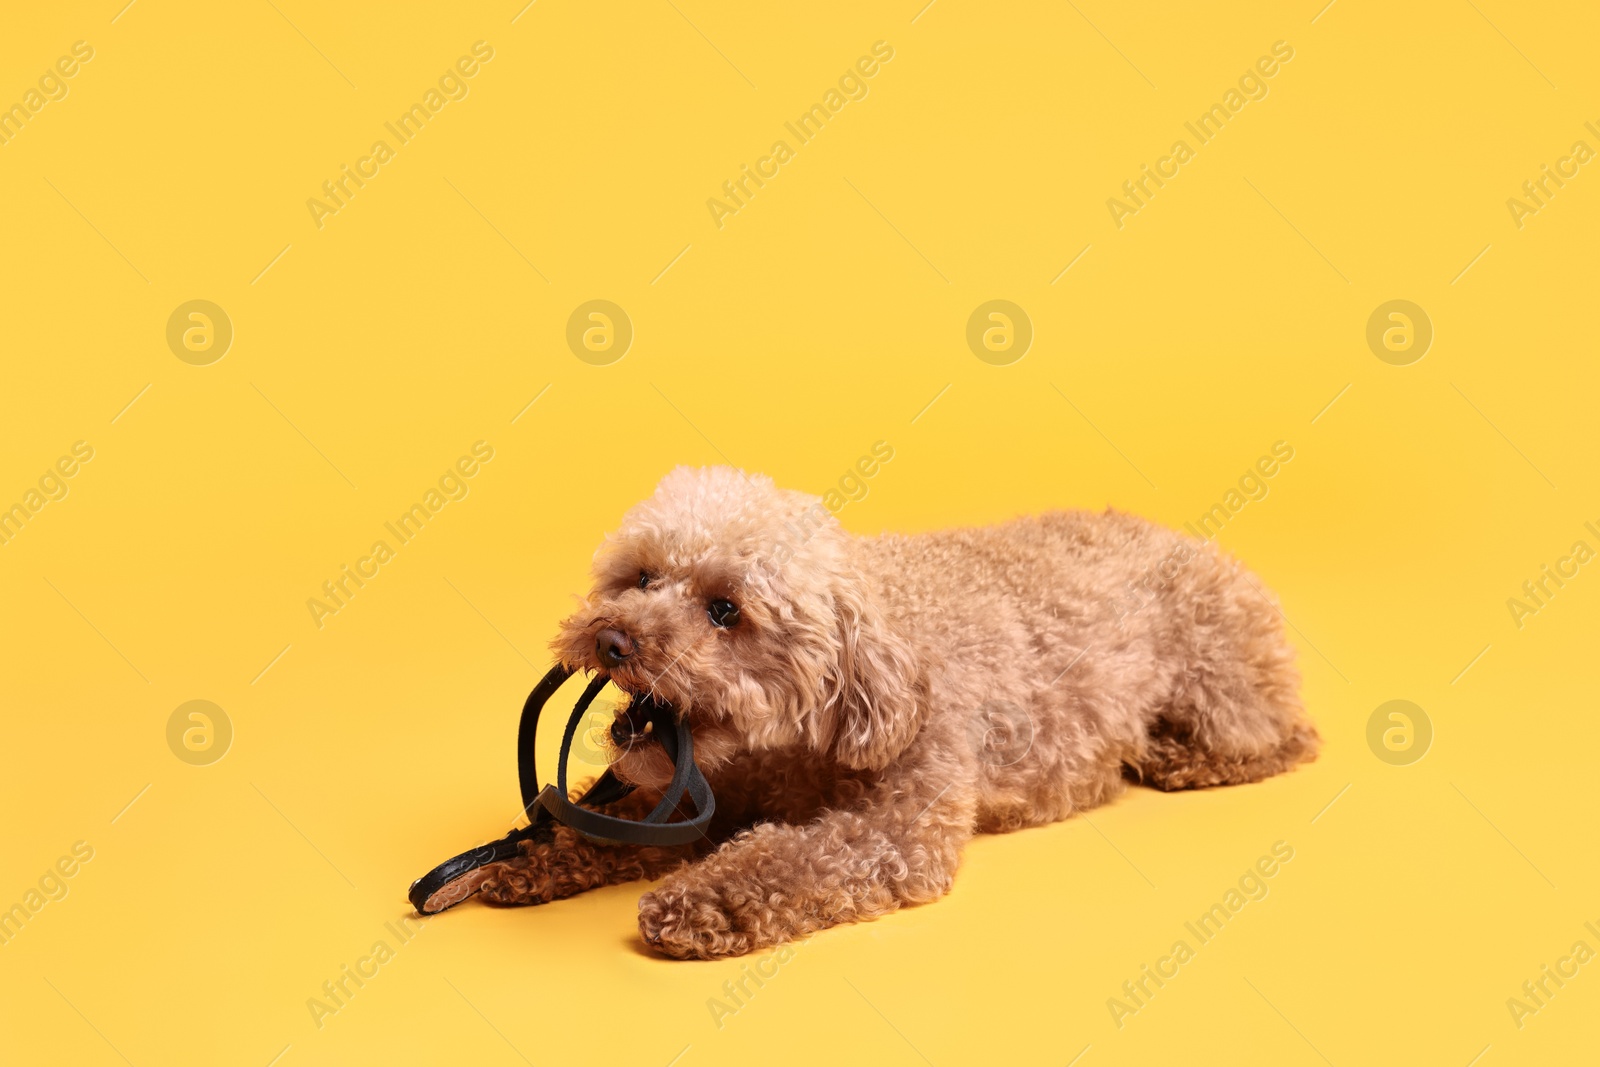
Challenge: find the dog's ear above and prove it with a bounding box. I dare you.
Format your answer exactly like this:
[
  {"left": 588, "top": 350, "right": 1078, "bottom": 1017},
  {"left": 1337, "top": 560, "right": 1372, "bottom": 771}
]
[{"left": 823, "top": 572, "right": 924, "bottom": 771}]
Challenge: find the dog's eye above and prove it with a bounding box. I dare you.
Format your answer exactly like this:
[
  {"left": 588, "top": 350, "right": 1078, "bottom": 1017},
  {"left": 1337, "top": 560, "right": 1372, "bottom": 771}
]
[
  {"left": 707, "top": 598, "right": 739, "bottom": 628},
  {"left": 638, "top": 571, "right": 650, "bottom": 589}
]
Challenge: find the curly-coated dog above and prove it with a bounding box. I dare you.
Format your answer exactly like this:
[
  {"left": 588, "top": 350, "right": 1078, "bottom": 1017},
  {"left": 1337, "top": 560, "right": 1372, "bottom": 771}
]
[{"left": 456, "top": 466, "right": 1317, "bottom": 959}]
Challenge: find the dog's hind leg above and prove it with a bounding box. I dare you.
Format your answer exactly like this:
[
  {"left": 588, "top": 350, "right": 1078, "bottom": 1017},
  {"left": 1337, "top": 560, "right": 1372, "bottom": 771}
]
[
  {"left": 972, "top": 680, "right": 1142, "bottom": 833},
  {"left": 1135, "top": 711, "right": 1316, "bottom": 791},
  {"left": 1131, "top": 558, "right": 1318, "bottom": 791}
]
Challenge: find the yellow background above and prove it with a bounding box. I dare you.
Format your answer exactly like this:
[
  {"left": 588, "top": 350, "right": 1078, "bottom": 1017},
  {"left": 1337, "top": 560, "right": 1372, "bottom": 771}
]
[{"left": 2, "top": 1, "right": 1596, "bottom": 1064}]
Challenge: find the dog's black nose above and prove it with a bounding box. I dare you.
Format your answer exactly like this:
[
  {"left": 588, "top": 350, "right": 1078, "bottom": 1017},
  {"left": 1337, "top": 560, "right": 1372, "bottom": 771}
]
[{"left": 596, "top": 628, "right": 634, "bottom": 668}]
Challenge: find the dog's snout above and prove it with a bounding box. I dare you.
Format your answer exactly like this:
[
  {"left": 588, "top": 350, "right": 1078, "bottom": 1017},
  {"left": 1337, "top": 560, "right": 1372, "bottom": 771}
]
[{"left": 596, "top": 628, "right": 635, "bottom": 668}]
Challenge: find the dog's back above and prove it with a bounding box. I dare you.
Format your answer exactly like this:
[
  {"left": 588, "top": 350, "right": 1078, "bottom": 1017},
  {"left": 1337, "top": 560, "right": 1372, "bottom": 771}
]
[{"left": 857, "top": 507, "right": 1316, "bottom": 829}]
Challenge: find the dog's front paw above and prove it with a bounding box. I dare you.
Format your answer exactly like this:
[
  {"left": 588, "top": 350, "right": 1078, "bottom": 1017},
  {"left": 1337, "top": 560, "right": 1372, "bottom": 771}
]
[
  {"left": 638, "top": 881, "right": 754, "bottom": 960},
  {"left": 417, "top": 849, "right": 553, "bottom": 913},
  {"left": 474, "top": 851, "right": 557, "bottom": 906}
]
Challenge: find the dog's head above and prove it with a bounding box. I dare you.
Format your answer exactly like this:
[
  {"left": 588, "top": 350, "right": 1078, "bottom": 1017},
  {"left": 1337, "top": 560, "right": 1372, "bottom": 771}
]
[{"left": 552, "top": 466, "right": 923, "bottom": 788}]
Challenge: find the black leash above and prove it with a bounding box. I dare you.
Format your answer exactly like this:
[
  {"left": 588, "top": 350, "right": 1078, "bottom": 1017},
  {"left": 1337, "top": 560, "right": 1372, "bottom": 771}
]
[{"left": 408, "top": 664, "right": 714, "bottom": 915}]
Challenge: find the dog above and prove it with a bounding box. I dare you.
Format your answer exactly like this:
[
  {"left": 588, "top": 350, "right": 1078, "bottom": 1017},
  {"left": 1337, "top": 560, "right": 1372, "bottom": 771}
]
[{"left": 457, "top": 466, "right": 1318, "bottom": 959}]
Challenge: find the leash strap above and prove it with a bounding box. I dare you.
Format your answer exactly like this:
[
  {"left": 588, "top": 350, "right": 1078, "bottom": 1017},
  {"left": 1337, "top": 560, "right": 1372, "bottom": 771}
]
[{"left": 408, "top": 665, "right": 714, "bottom": 914}]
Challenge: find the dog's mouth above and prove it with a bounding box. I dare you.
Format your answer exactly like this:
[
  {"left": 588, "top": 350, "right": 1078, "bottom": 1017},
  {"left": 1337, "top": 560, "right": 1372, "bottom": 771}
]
[
  {"left": 598, "top": 674, "right": 739, "bottom": 788},
  {"left": 602, "top": 675, "right": 686, "bottom": 749},
  {"left": 609, "top": 690, "right": 659, "bottom": 746},
  {"left": 596, "top": 678, "right": 692, "bottom": 790}
]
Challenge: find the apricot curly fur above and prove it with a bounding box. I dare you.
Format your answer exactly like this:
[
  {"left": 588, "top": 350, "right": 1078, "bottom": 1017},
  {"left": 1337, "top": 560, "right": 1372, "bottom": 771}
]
[{"left": 465, "top": 467, "right": 1318, "bottom": 958}]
